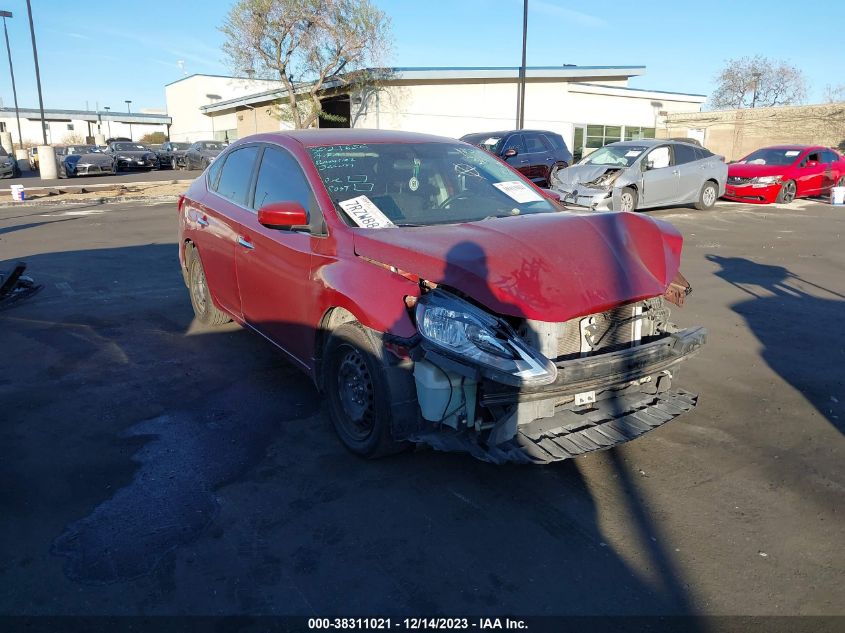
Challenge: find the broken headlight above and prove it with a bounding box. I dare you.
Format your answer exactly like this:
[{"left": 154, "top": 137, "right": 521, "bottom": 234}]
[{"left": 415, "top": 289, "right": 557, "bottom": 387}]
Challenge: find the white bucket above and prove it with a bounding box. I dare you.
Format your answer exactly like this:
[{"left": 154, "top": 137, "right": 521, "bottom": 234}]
[
  {"left": 831, "top": 186, "right": 845, "bottom": 205},
  {"left": 10, "top": 184, "right": 24, "bottom": 201}
]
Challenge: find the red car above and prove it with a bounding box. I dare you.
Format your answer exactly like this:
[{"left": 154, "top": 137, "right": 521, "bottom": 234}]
[
  {"left": 178, "top": 130, "right": 706, "bottom": 464},
  {"left": 724, "top": 145, "right": 845, "bottom": 204}
]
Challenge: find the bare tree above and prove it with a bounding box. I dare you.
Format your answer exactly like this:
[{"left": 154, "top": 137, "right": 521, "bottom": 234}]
[
  {"left": 709, "top": 56, "right": 807, "bottom": 110},
  {"left": 220, "top": 0, "right": 392, "bottom": 129},
  {"left": 823, "top": 83, "right": 845, "bottom": 103}
]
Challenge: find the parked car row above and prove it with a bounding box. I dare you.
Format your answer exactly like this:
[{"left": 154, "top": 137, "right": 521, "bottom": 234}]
[{"left": 9, "top": 139, "right": 226, "bottom": 179}]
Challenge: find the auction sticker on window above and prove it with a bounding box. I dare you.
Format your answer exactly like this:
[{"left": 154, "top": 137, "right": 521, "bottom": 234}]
[
  {"left": 493, "top": 180, "right": 544, "bottom": 203},
  {"left": 338, "top": 195, "right": 395, "bottom": 228}
]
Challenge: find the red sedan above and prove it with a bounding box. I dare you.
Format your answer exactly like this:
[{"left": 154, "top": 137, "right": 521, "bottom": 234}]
[
  {"left": 724, "top": 145, "right": 845, "bottom": 204},
  {"left": 178, "top": 130, "right": 706, "bottom": 464}
]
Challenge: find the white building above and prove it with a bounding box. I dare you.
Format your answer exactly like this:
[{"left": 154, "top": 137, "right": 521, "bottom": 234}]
[
  {"left": 165, "top": 74, "right": 283, "bottom": 142},
  {"left": 167, "top": 66, "right": 705, "bottom": 159},
  {"left": 0, "top": 107, "right": 171, "bottom": 147}
]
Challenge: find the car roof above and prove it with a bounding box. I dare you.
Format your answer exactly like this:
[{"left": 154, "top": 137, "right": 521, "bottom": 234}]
[
  {"left": 245, "top": 129, "right": 462, "bottom": 148},
  {"left": 756, "top": 145, "right": 821, "bottom": 151},
  {"left": 461, "top": 129, "right": 558, "bottom": 138}
]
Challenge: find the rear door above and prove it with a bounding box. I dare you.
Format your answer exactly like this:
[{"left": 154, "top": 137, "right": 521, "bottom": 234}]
[
  {"left": 192, "top": 145, "right": 260, "bottom": 316},
  {"left": 672, "top": 142, "right": 703, "bottom": 202},
  {"left": 235, "top": 145, "right": 321, "bottom": 368},
  {"left": 820, "top": 150, "right": 839, "bottom": 191},
  {"left": 639, "top": 145, "right": 678, "bottom": 207}
]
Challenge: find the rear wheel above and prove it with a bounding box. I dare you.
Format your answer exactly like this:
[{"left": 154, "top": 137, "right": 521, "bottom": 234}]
[
  {"left": 694, "top": 181, "right": 718, "bottom": 210},
  {"left": 776, "top": 179, "right": 797, "bottom": 204},
  {"left": 187, "top": 249, "right": 231, "bottom": 326},
  {"left": 619, "top": 187, "right": 638, "bottom": 212},
  {"left": 324, "top": 322, "right": 406, "bottom": 458}
]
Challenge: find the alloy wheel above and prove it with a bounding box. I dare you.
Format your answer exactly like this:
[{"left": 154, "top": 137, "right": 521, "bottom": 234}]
[
  {"left": 781, "top": 181, "right": 796, "bottom": 203},
  {"left": 702, "top": 184, "right": 717, "bottom": 208},
  {"left": 620, "top": 192, "right": 635, "bottom": 212},
  {"left": 190, "top": 261, "right": 208, "bottom": 317}
]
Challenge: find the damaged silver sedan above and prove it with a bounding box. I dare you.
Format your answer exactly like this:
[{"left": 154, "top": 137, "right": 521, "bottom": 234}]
[{"left": 552, "top": 139, "right": 727, "bottom": 212}]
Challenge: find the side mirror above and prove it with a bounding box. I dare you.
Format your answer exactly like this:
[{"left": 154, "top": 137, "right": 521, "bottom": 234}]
[
  {"left": 642, "top": 160, "right": 654, "bottom": 171},
  {"left": 257, "top": 201, "right": 309, "bottom": 229},
  {"left": 805, "top": 160, "right": 819, "bottom": 168},
  {"left": 503, "top": 147, "right": 518, "bottom": 158},
  {"left": 541, "top": 188, "right": 562, "bottom": 202}
]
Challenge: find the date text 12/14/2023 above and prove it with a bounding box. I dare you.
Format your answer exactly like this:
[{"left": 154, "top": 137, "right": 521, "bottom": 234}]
[{"left": 308, "top": 617, "right": 528, "bottom": 630}]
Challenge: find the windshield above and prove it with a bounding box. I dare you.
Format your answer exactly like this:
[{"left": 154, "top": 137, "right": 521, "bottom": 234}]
[
  {"left": 200, "top": 142, "right": 224, "bottom": 150},
  {"left": 580, "top": 144, "right": 649, "bottom": 167},
  {"left": 461, "top": 134, "right": 505, "bottom": 155},
  {"left": 172, "top": 142, "right": 190, "bottom": 150},
  {"left": 308, "top": 142, "right": 557, "bottom": 228},
  {"left": 737, "top": 148, "right": 804, "bottom": 166},
  {"left": 113, "top": 143, "right": 150, "bottom": 151},
  {"left": 66, "top": 145, "right": 94, "bottom": 155}
]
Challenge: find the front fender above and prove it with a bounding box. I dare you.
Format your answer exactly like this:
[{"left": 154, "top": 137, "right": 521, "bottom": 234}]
[{"left": 315, "top": 256, "right": 420, "bottom": 338}]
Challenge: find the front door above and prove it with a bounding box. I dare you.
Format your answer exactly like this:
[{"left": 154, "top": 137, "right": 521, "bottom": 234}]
[
  {"left": 639, "top": 145, "right": 678, "bottom": 207},
  {"left": 236, "top": 145, "right": 321, "bottom": 368},
  {"left": 796, "top": 150, "right": 825, "bottom": 196}
]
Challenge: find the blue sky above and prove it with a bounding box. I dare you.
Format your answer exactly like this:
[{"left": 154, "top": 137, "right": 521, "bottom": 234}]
[{"left": 0, "top": 0, "right": 839, "bottom": 112}]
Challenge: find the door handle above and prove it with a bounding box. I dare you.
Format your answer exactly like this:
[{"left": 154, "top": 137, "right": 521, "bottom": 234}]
[
  {"left": 672, "top": 170, "right": 680, "bottom": 175},
  {"left": 197, "top": 215, "right": 209, "bottom": 227},
  {"left": 237, "top": 236, "right": 254, "bottom": 250}
]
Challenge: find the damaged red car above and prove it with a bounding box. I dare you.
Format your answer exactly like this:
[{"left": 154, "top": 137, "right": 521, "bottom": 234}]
[{"left": 178, "top": 130, "right": 706, "bottom": 464}]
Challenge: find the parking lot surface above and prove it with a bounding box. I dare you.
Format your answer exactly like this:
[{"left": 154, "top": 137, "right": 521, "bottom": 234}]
[
  {"left": 0, "top": 198, "right": 842, "bottom": 616},
  {"left": 1, "top": 168, "right": 203, "bottom": 189}
]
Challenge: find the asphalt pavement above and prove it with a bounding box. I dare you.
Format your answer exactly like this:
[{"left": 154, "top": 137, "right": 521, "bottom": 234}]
[
  {"left": 0, "top": 167, "right": 203, "bottom": 189},
  {"left": 0, "top": 198, "right": 842, "bottom": 619}
]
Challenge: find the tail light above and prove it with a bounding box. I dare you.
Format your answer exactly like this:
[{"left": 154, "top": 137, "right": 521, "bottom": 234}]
[{"left": 177, "top": 194, "right": 185, "bottom": 213}]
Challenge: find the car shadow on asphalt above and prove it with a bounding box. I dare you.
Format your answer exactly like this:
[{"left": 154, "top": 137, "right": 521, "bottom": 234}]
[
  {"left": 707, "top": 254, "right": 844, "bottom": 435},
  {"left": 0, "top": 241, "right": 700, "bottom": 617}
]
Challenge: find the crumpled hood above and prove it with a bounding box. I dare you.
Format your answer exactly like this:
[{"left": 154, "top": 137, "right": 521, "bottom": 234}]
[
  {"left": 353, "top": 211, "right": 683, "bottom": 322},
  {"left": 554, "top": 164, "right": 624, "bottom": 188},
  {"left": 728, "top": 162, "right": 789, "bottom": 178}
]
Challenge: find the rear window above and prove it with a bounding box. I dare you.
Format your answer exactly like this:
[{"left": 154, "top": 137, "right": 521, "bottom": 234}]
[{"left": 673, "top": 143, "right": 698, "bottom": 165}]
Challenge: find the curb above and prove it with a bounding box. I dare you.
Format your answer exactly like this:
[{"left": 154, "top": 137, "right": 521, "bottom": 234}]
[
  {"left": 0, "top": 179, "right": 195, "bottom": 193},
  {"left": 0, "top": 195, "right": 180, "bottom": 210}
]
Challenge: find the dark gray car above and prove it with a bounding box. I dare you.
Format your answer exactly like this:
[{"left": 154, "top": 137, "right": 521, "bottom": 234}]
[
  {"left": 183, "top": 141, "right": 226, "bottom": 170},
  {"left": 105, "top": 142, "right": 159, "bottom": 172},
  {"left": 552, "top": 139, "right": 727, "bottom": 212},
  {"left": 56, "top": 144, "right": 115, "bottom": 178},
  {"left": 155, "top": 141, "right": 192, "bottom": 170}
]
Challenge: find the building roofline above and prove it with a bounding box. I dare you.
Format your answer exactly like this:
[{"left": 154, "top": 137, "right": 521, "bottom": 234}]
[
  {"left": 164, "top": 72, "right": 281, "bottom": 87},
  {"left": 199, "top": 65, "right": 651, "bottom": 114},
  {"left": 0, "top": 107, "right": 172, "bottom": 124},
  {"left": 567, "top": 82, "right": 707, "bottom": 102}
]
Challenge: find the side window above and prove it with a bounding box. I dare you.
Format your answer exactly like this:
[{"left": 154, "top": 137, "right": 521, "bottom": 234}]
[
  {"left": 523, "top": 133, "right": 546, "bottom": 153},
  {"left": 214, "top": 146, "right": 259, "bottom": 205},
  {"left": 505, "top": 134, "right": 526, "bottom": 155},
  {"left": 821, "top": 150, "right": 838, "bottom": 164},
  {"left": 647, "top": 146, "right": 671, "bottom": 169},
  {"left": 206, "top": 153, "right": 226, "bottom": 191},
  {"left": 801, "top": 152, "right": 821, "bottom": 166},
  {"left": 693, "top": 147, "right": 713, "bottom": 160},
  {"left": 673, "top": 143, "right": 698, "bottom": 165},
  {"left": 253, "top": 146, "right": 321, "bottom": 232}
]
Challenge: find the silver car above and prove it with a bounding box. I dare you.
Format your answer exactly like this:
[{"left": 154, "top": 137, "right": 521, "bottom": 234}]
[{"left": 552, "top": 139, "right": 727, "bottom": 212}]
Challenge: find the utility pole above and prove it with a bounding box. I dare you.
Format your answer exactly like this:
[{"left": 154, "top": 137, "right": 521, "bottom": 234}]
[
  {"left": 515, "top": 0, "right": 528, "bottom": 129},
  {"left": 0, "top": 11, "right": 23, "bottom": 149},
  {"left": 25, "top": 0, "right": 46, "bottom": 145},
  {"left": 125, "top": 100, "right": 132, "bottom": 140},
  {"left": 103, "top": 106, "right": 112, "bottom": 138}
]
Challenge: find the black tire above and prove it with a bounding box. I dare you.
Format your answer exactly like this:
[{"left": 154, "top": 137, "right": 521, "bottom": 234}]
[
  {"left": 776, "top": 179, "right": 797, "bottom": 204},
  {"left": 12, "top": 164, "right": 20, "bottom": 178},
  {"left": 694, "top": 181, "right": 718, "bottom": 210},
  {"left": 619, "top": 186, "right": 638, "bottom": 212},
  {"left": 187, "top": 249, "right": 231, "bottom": 326},
  {"left": 324, "top": 322, "right": 407, "bottom": 459},
  {"left": 201, "top": 158, "right": 209, "bottom": 170}
]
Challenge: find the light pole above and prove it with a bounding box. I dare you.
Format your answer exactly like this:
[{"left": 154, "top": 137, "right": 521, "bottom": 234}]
[
  {"left": 103, "top": 106, "right": 112, "bottom": 138},
  {"left": 206, "top": 93, "right": 221, "bottom": 139},
  {"left": 750, "top": 71, "right": 762, "bottom": 108},
  {"left": 125, "top": 100, "right": 132, "bottom": 140},
  {"left": 0, "top": 10, "right": 23, "bottom": 149},
  {"left": 244, "top": 104, "right": 258, "bottom": 134},
  {"left": 24, "top": 0, "right": 46, "bottom": 145},
  {"left": 515, "top": 0, "right": 528, "bottom": 129}
]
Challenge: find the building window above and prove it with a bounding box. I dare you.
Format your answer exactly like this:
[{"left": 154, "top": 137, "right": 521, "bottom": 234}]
[
  {"left": 67, "top": 123, "right": 74, "bottom": 131},
  {"left": 586, "top": 124, "right": 623, "bottom": 149},
  {"left": 623, "top": 126, "right": 656, "bottom": 141}
]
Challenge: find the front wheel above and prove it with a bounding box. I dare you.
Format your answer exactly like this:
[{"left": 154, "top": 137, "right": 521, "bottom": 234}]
[
  {"left": 171, "top": 158, "right": 178, "bottom": 170},
  {"left": 776, "top": 179, "right": 797, "bottom": 204},
  {"left": 549, "top": 161, "right": 567, "bottom": 187},
  {"left": 619, "top": 187, "right": 638, "bottom": 212},
  {"left": 694, "top": 181, "right": 718, "bottom": 210},
  {"left": 324, "top": 322, "right": 407, "bottom": 458}
]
